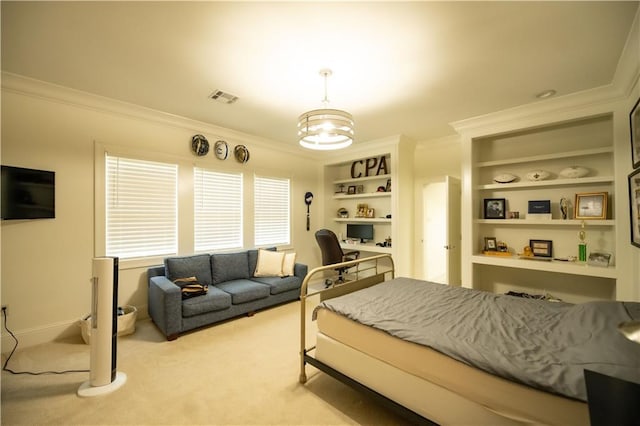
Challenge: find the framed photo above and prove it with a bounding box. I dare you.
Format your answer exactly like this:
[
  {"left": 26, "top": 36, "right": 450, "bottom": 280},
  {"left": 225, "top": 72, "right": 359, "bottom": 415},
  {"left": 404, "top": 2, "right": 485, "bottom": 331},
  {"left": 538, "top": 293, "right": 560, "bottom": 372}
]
[
  {"left": 356, "top": 203, "right": 368, "bottom": 217},
  {"left": 630, "top": 96, "right": 640, "bottom": 169},
  {"left": 629, "top": 168, "right": 640, "bottom": 248},
  {"left": 587, "top": 251, "right": 612, "bottom": 267},
  {"left": 484, "top": 237, "right": 497, "bottom": 251},
  {"left": 483, "top": 198, "right": 506, "bottom": 219},
  {"left": 356, "top": 184, "right": 364, "bottom": 194},
  {"left": 347, "top": 185, "right": 356, "bottom": 195},
  {"left": 529, "top": 239, "right": 553, "bottom": 257},
  {"left": 574, "top": 192, "right": 608, "bottom": 220},
  {"left": 366, "top": 208, "right": 375, "bottom": 218}
]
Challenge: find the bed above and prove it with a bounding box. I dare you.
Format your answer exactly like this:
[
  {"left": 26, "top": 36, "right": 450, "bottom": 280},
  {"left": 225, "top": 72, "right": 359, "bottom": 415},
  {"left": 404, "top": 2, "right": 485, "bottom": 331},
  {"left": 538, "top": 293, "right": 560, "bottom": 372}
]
[{"left": 298, "top": 254, "right": 640, "bottom": 425}]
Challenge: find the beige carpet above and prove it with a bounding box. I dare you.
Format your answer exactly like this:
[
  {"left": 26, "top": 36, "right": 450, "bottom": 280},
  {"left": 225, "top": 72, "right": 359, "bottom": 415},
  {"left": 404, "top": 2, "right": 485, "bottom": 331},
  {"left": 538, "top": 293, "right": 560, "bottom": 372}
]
[{"left": 1, "top": 299, "right": 407, "bottom": 425}]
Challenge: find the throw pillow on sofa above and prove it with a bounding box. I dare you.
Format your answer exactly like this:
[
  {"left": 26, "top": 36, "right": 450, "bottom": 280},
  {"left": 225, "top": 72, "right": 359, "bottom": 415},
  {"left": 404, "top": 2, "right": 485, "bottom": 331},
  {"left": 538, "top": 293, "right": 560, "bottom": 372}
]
[
  {"left": 254, "top": 249, "right": 297, "bottom": 277},
  {"left": 254, "top": 249, "right": 285, "bottom": 277},
  {"left": 282, "top": 252, "right": 296, "bottom": 277}
]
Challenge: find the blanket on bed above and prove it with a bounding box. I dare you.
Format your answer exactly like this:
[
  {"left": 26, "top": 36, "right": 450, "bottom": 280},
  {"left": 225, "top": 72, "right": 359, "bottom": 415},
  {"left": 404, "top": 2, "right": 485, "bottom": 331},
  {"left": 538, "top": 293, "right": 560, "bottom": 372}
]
[{"left": 314, "top": 277, "right": 640, "bottom": 401}]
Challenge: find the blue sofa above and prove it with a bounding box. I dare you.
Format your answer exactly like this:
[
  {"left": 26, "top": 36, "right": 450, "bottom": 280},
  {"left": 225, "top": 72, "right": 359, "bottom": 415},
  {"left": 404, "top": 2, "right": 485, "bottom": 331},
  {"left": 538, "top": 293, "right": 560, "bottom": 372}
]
[{"left": 147, "top": 249, "right": 307, "bottom": 340}]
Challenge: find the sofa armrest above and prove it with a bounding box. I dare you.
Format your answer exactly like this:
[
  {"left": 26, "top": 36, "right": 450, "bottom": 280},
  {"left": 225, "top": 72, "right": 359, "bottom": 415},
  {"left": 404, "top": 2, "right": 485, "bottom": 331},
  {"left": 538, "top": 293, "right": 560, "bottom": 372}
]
[
  {"left": 294, "top": 263, "right": 308, "bottom": 280},
  {"left": 148, "top": 275, "right": 182, "bottom": 338}
]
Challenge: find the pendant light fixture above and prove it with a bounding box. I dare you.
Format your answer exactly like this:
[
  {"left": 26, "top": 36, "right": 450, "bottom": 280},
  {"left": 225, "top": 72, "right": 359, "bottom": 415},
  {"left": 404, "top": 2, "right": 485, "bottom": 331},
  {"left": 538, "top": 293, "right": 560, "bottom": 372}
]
[{"left": 298, "top": 69, "right": 354, "bottom": 150}]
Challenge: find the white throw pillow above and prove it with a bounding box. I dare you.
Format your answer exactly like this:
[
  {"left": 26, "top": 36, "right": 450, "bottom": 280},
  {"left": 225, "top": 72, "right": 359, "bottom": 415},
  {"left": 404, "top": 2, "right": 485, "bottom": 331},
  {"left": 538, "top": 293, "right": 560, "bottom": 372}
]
[
  {"left": 282, "top": 252, "right": 297, "bottom": 277},
  {"left": 254, "top": 249, "right": 285, "bottom": 277}
]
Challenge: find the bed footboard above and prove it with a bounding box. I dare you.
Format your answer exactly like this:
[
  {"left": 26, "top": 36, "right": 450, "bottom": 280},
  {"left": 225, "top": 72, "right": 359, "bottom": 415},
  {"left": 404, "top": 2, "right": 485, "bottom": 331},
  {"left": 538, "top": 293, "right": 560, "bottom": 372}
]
[{"left": 298, "top": 254, "right": 394, "bottom": 384}]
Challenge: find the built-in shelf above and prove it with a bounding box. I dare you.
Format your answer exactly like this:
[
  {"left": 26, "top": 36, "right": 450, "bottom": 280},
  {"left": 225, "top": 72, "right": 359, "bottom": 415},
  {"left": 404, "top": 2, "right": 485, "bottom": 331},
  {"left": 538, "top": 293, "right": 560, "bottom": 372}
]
[
  {"left": 476, "top": 176, "right": 614, "bottom": 190},
  {"left": 333, "top": 174, "right": 391, "bottom": 185},
  {"left": 333, "top": 192, "right": 392, "bottom": 200},
  {"left": 340, "top": 242, "right": 392, "bottom": 254},
  {"left": 471, "top": 254, "right": 617, "bottom": 279},
  {"left": 476, "top": 147, "right": 613, "bottom": 168},
  {"left": 334, "top": 217, "right": 391, "bottom": 223},
  {"left": 474, "top": 219, "right": 615, "bottom": 226}
]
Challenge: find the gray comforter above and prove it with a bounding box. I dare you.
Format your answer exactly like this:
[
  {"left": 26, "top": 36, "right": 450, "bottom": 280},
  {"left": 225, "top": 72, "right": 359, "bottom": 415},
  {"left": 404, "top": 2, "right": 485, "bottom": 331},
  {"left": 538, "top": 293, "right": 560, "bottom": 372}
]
[{"left": 314, "top": 277, "right": 640, "bottom": 401}]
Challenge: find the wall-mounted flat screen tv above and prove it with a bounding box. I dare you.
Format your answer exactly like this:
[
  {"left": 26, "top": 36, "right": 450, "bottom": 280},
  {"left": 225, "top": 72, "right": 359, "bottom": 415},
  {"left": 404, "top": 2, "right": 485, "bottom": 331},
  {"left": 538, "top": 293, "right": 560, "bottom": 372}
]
[{"left": 1, "top": 165, "right": 55, "bottom": 220}]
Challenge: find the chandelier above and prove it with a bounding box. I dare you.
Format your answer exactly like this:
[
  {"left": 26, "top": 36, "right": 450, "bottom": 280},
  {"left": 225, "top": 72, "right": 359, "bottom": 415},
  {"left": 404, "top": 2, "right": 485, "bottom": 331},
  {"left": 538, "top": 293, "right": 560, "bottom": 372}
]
[{"left": 297, "top": 69, "right": 354, "bottom": 150}]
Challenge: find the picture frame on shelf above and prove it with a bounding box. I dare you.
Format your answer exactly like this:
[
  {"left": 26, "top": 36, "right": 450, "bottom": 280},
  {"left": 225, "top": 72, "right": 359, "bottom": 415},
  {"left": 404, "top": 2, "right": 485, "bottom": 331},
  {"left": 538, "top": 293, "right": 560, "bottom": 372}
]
[
  {"left": 483, "top": 198, "right": 506, "bottom": 219},
  {"left": 356, "top": 203, "right": 368, "bottom": 217},
  {"left": 366, "top": 208, "right": 375, "bottom": 218},
  {"left": 574, "top": 192, "right": 608, "bottom": 220},
  {"left": 484, "top": 237, "right": 497, "bottom": 251},
  {"left": 630, "top": 96, "right": 640, "bottom": 169},
  {"left": 529, "top": 239, "right": 553, "bottom": 257},
  {"left": 347, "top": 185, "right": 356, "bottom": 195},
  {"left": 356, "top": 184, "right": 364, "bottom": 194},
  {"left": 628, "top": 168, "right": 640, "bottom": 248}
]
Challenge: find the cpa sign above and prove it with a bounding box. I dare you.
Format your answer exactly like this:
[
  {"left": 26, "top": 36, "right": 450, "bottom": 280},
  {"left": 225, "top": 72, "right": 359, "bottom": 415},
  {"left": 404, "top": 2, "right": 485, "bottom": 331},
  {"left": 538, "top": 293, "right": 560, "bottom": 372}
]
[{"left": 350, "top": 156, "right": 389, "bottom": 178}]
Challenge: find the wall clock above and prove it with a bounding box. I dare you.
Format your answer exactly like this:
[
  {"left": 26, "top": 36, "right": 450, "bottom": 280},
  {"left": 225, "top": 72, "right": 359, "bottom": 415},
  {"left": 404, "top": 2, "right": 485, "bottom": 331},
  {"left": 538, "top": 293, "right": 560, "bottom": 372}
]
[{"left": 191, "top": 134, "right": 209, "bottom": 156}]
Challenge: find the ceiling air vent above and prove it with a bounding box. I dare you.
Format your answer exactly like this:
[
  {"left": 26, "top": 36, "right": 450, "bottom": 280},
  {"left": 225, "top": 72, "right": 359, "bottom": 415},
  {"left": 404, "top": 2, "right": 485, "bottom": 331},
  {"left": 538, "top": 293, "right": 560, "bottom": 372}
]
[{"left": 209, "top": 90, "right": 238, "bottom": 104}]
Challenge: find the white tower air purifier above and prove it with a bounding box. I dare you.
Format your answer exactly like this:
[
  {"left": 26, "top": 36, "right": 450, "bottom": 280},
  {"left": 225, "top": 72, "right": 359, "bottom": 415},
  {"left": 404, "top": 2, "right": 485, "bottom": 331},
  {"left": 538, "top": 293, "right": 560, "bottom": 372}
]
[{"left": 78, "top": 257, "right": 127, "bottom": 397}]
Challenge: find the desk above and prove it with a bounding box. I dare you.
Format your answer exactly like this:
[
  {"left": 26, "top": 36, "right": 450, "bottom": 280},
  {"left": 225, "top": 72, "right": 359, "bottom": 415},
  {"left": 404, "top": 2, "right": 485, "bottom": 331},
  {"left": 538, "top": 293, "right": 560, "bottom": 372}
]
[{"left": 340, "top": 242, "right": 392, "bottom": 254}]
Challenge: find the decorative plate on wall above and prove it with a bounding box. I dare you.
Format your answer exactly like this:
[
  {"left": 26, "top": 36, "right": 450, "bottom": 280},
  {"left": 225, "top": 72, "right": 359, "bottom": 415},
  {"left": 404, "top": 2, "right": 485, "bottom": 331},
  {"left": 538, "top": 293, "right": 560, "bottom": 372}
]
[
  {"left": 234, "top": 145, "right": 250, "bottom": 163},
  {"left": 191, "top": 134, "right": 209, "bottom": 156},
  {"left": 214, "top": 140, "right": 229, "bottom": 160}
]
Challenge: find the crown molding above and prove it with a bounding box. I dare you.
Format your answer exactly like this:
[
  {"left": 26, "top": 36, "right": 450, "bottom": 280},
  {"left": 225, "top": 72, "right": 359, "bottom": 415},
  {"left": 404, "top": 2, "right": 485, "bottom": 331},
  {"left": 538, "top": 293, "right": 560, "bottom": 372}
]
[
  {"left": 1, "top": 71, "right": 313, "bottom": 158},
  {"left": 450, "top": 7, "right": 640, "bottom": 139}
]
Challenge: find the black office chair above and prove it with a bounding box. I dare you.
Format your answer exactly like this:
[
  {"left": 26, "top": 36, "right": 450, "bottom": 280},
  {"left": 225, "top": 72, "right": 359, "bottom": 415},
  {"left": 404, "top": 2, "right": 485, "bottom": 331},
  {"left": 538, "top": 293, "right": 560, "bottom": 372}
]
[{"left": 315, "top": 229, "right": 360, "bottom": 285}]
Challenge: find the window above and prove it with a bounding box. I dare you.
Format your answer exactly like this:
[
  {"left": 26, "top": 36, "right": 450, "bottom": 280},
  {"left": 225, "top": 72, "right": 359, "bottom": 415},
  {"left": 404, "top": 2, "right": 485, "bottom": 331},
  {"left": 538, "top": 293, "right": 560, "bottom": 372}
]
[
  {"left": 106, "top": 155, "right": 177, "bottom": 259},
  {"left": 254, "top": 176, "right": 290, "bottom": 246},
  {"left": 194, "top": 168, "right": 243, "bottom": 251}
]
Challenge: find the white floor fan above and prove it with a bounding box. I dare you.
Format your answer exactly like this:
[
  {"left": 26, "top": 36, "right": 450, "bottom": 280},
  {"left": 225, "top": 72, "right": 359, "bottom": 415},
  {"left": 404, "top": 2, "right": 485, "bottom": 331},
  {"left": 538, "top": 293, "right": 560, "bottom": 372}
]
[{"left": 77, "top": 257, "right": 127, "bottom": 397}]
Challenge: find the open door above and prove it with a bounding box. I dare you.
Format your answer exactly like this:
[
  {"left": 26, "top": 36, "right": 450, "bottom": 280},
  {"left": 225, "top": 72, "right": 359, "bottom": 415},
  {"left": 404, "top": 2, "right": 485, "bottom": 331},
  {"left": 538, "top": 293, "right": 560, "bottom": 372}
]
[{"left": 422, "top": 176, "right": 461, "bottom": 285}]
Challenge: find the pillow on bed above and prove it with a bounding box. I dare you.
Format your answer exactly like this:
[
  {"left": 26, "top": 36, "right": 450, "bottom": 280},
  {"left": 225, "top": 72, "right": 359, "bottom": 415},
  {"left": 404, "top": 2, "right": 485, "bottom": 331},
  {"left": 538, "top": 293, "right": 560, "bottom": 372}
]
[
  {"left": 254, "top": 249, "right": 285, "bottom": 277},
  {"left": 282, "top": 252, "right": 296, "bottom": 277}
]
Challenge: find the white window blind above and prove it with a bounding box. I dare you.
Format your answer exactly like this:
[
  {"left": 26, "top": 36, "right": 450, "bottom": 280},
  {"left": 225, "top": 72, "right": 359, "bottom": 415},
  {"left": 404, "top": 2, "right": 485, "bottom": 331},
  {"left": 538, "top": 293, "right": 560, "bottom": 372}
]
[
  {"left": 254, "top": 176, "right": 290, "bottom": 246},
  {"left": 106, "top": 155, "right": 178, "bottom": 259},
  {"left": 194, "top": 168, "right": 243, "bottom": 251}
]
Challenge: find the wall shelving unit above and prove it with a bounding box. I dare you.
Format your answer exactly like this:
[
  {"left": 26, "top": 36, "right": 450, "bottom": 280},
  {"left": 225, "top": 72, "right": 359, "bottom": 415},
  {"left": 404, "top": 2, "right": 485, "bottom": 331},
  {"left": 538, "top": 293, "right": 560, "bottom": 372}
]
[
  {"left": 321, "top": 136, "right": 416, "bottom": 276},
  {"left": 460, "top": 113, "right": 619, "bottom": 303}
]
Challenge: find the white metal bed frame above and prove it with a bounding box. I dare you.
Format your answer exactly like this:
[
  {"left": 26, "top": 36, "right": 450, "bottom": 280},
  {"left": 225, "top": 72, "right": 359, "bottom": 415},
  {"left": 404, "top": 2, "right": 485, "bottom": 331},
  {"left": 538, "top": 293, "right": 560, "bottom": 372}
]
[{"left": 298, "top": 254, "right": 436, "bottom": 425}]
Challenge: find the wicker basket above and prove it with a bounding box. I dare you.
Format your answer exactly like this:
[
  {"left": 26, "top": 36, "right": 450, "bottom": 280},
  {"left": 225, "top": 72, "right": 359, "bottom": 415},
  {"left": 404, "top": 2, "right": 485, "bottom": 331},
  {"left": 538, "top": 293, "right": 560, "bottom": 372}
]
[{"left": 80, "top": 305, "right": 137, "bottom": 344}]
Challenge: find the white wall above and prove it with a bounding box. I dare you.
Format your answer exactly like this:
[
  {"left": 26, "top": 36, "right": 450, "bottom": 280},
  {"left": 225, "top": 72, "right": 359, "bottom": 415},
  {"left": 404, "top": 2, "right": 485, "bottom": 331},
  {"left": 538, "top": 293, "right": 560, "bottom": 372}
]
[{"left": 1, "top": 75, "right": 322, "bottom": 349}]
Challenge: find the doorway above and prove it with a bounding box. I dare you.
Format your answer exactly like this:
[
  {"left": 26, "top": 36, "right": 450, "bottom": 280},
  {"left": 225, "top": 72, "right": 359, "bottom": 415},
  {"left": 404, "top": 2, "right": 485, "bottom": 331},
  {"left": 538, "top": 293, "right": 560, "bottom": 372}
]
[{"left": 422, "top": 176, "right": 461, "bottom": 285}]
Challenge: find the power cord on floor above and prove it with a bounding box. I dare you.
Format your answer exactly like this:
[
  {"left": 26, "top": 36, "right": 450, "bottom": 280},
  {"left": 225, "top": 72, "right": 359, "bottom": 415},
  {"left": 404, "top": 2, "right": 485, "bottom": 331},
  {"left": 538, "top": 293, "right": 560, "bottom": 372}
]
[{"left": 2, "top": 306, "right": 89, "bottom": 375}]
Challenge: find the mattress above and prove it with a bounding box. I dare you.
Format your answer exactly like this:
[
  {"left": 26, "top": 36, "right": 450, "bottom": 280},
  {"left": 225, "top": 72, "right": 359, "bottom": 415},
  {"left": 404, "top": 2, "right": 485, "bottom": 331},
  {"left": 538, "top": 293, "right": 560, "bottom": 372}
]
[
  {"left": 314, "top": 277, "right": 640, "bottom": 401},
  {"left": 315, "top": 307, "right": 590, "bottom": 425}
]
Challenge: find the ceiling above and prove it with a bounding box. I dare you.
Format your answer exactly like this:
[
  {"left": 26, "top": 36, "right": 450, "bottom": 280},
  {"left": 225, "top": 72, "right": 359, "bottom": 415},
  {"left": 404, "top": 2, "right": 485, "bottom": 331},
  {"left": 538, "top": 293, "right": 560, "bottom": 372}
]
[{"left": 2, "top": 1, "right": 638, "bottom": 149}]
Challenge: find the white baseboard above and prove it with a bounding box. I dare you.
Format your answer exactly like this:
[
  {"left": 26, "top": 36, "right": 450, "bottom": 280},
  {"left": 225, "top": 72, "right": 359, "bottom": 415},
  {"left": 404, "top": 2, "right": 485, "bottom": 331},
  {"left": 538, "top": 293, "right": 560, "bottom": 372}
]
[{"left": 1, "top": 305, "right": 148, "bottom": 354}]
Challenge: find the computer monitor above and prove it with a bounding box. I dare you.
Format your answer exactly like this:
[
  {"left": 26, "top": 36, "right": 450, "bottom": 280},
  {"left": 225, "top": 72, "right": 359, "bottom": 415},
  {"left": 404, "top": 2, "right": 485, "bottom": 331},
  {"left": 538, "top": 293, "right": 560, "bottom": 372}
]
[{"left": 346, "top": 224, "right": 374, "bottom": 243}]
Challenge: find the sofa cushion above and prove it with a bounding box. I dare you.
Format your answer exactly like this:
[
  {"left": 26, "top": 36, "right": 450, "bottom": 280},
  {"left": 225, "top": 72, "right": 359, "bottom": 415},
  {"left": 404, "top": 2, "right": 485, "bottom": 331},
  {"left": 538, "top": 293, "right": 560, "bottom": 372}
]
[
  {"left": 254, "top": 249, "right": 285, "bottom": 277},
  {"left": 182, "top": 286, "right": 232, "bottom": 318},
  {"left": 216, "top": 279, "right": 270, "bottom": 304},
  {"left": 211, "top": 252, "right": 249, "bottom": 284},
  {"left": 251, "top": 275, "right": 301, "bottom": 295},
  {"left": 165, "top": 254, "right": 213, "bottom": 286}
]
